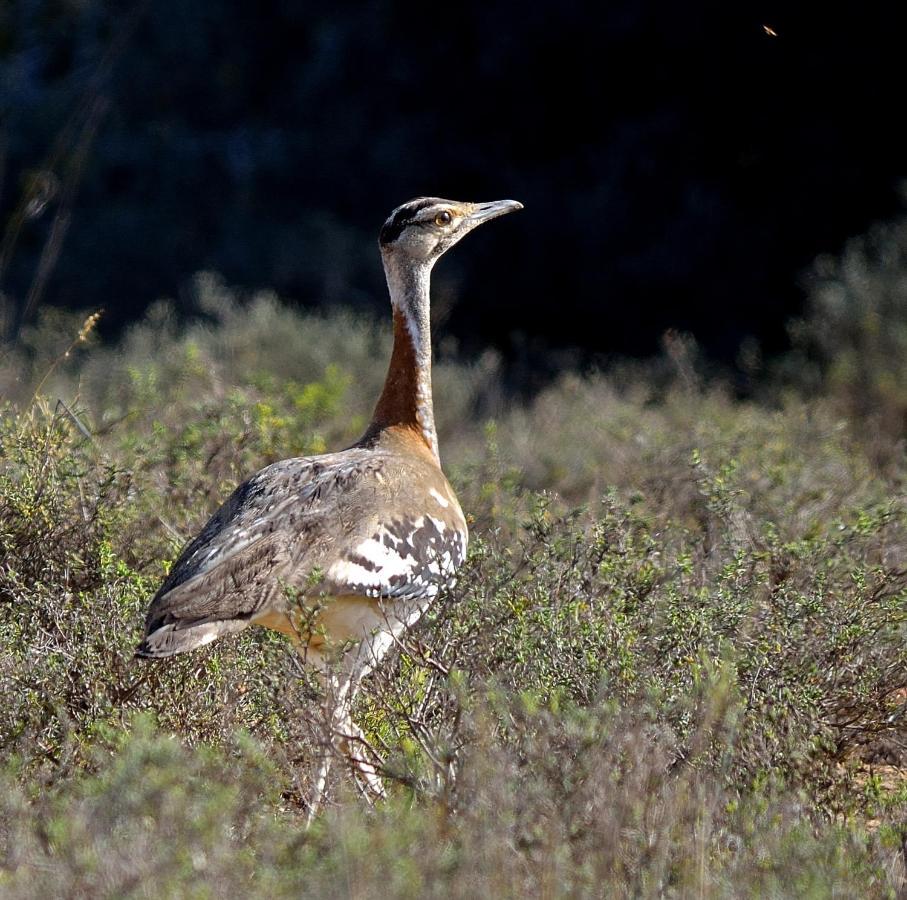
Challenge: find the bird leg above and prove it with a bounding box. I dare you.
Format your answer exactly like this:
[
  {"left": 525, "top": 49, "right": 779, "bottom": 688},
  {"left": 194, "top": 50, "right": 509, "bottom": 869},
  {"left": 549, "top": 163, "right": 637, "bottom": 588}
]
[
  {"left": 330, "top": 640, "right": 388, "bottom": 801},
  {"left": 305, "top": 652, "right": 386, "bottom": 826},
  {"left": 304, "top": 622, "right": 407, "bottom": 824},
  {"left": 332, "top": 701, "right": 386, "bottom": 802},
  {"left": 306, "top": 750, "right": 332, "bottom": 828},
  {"left": 305, "top": 664, "right": 346, "bottom": 827}
]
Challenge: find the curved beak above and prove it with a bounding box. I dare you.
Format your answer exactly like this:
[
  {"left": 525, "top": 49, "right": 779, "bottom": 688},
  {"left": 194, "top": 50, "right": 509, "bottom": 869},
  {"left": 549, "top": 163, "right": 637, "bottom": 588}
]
[{"left": 467, "top": 199, "right": 524, "bottom": 225}]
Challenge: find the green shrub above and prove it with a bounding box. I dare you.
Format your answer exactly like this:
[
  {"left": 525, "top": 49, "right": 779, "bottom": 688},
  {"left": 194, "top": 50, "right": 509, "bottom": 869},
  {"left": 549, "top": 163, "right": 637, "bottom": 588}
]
[
  {"left": 0, "top": 707, "right": 899, "bottom": 898},
  {"left": 786, "top": 209, "right": 907, "bottom": 440},
  {"left": 1, "top": 283, "right": 906, "bottom": 895}
]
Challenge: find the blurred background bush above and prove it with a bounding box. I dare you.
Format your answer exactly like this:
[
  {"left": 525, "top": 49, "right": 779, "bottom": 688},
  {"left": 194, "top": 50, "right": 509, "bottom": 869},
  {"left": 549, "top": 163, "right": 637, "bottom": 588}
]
[{"left": 3, "top": 2, "right": 907, "bottom": 368}]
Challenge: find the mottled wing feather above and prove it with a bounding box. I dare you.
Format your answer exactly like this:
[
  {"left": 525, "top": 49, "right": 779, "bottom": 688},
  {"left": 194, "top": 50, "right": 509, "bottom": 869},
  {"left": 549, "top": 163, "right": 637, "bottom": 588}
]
[
  {"left": 153, "top": 474, "right": 272, "bottom": 598},
  {"left": 149, "top": 534, "right": 288, "bottom": 627},
  {"left": 137, "top": 447, "right": 468, "bottom": 658},
  {"left": 142, "top": 451, "right": 378, "bottom": 632}
]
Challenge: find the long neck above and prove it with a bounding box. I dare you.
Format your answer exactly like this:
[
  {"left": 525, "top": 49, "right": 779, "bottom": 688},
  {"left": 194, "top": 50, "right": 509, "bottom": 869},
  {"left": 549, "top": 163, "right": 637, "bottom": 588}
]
[{"left": 366, "top": 255, "right": 438, "bottom": 459}]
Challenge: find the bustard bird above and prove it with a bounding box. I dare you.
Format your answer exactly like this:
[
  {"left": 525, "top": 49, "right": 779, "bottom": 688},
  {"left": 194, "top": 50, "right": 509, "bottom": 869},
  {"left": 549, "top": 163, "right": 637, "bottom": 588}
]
[{"left": 136, "top": 196, "right": 522, "bottom": 812}]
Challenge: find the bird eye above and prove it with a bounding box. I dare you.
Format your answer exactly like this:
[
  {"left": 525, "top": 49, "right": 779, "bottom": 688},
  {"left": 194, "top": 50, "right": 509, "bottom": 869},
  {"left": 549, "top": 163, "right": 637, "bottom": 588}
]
[{"left": 435, "top": 210, "right": 452, "bottom": 226}]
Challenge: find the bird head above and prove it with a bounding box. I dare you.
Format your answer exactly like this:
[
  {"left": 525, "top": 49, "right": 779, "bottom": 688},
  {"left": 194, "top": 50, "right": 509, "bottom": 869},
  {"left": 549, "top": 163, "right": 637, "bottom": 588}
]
[{"left": 379, "top": 197, "right": 522, "bottom": 264}]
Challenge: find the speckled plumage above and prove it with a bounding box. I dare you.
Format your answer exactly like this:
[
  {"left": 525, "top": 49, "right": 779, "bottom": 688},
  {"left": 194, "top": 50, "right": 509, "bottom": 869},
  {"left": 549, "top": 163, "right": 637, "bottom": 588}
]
[{"left": 137, "top": 437, "right": 467, "bottom": 660}]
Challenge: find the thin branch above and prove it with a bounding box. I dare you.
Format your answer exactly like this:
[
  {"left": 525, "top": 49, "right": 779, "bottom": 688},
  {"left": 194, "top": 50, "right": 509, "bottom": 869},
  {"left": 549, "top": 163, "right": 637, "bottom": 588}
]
[
  {"left": 1, "top": 0, "right": 150, "bottom": 339},
  {"left": 19, "top": 98, "right": 109, "bottom": 328}
]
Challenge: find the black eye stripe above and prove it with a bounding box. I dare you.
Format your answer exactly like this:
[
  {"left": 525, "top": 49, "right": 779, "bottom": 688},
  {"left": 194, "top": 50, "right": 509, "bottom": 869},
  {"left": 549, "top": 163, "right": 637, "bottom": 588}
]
[{"left": 380, "top": 198, "right": 448, "bottom": 245}]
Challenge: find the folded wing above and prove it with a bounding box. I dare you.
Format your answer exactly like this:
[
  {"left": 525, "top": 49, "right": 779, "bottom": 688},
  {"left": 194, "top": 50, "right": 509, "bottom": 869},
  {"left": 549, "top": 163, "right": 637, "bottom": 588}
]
[{"left": 136, "top": 448, "right": 467, "bottom": 658}]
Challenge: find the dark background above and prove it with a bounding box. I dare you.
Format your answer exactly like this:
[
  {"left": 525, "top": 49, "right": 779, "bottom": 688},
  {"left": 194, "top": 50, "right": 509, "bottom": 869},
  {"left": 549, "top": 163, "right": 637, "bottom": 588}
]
[{"left": 2, "top": 1, "right": 905, "bottom": 368}]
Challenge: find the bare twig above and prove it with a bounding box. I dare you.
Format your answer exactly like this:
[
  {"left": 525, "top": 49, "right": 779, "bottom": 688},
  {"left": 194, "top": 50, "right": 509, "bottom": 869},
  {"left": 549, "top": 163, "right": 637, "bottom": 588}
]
[
  {"left": 1, "top": 0, "right": 150, "bottom": 340},
  {"left": 54, "top": 398, "right": 93, "bottom": 442},
  {"left": 19, "top": 99, "right": 109, "bottom": 329}
]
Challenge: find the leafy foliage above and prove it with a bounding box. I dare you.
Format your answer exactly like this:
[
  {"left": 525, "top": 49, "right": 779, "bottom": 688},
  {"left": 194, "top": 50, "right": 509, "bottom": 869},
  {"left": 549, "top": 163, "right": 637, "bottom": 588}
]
[{"left": 1, "top": 284, "right": 906, "bottom": 895}]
